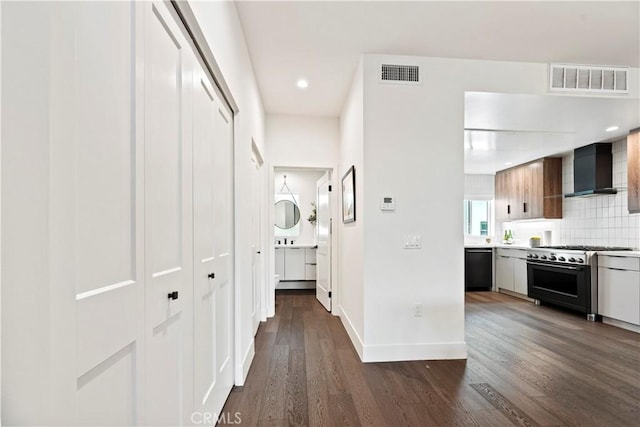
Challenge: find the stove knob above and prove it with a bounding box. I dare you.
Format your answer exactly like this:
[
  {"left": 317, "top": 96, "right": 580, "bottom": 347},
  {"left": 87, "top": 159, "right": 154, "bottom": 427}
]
[
  {"left": 532, "top": 254, "right": 539, "bottom": 259},
  {"left": 549, "top": 256, "right": 557, "bottom": 261},
  {"left": 527, "top": 253, "right": 532, "bottom": 258},
  {"left": 576, "top": 258, "right": 584, "bottom": 263},
  {"left": 558, "top": 257, "right": 566, "bottom": 262},
  {"left": 540, "top": 255, "right": 547, "bottom": 260},
  {"left": 568, "top": 257, "right": 576, "bottom": 262}
]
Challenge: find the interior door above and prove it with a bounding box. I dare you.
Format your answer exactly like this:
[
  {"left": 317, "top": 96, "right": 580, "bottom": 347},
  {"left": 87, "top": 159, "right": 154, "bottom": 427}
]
[
  {"left": 250, "top": 148, "right": 263, "bottom": 333},
  {"left": 47, "top": 1, "right": 146, "bottom": 424},
  {"left": 192, "top": 68, "right": 235, "bottom": 416},
  {"left": 316, "top": 172, "right": 332, "bottom": 311},
  {"left": 144, "top": 2, "right": 193, "bottom": 425}
]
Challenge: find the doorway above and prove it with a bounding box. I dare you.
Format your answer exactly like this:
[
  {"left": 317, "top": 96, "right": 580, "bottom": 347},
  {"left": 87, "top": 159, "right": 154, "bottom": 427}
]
[{"left": 269, "top": 166, "right": 337, "bottom": 315}]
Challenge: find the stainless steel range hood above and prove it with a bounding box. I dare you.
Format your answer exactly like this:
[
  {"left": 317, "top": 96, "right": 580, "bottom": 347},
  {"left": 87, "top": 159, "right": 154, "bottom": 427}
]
[{"left": 564, "top": 142, "right": 617, "bottom": 198}]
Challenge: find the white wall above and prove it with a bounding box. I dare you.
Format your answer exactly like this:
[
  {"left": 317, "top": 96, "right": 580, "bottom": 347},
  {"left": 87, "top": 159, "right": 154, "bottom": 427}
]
[
  {"left": 186, "top": 1, "right": 266, "bottom": 384},
  {"left": 337, "top": 59, "right": 365, "bottom": 357},
  {"left": 346, "top": 54, "right": 615, "bottom": 362},
  {"left": 274, "top": 170, "right": 325, "bottom": 245},
  {"left": 266, "top": 114, "right": 339, "bottom": 167},
  {"left": 464, "top": 174, "right": 495, "bottom": 200}
]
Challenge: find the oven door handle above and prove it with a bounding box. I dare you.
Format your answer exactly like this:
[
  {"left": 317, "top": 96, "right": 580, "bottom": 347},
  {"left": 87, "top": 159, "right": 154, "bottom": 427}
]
[{"left": 527, "top": 261, "right": 583, "bottom": 271}]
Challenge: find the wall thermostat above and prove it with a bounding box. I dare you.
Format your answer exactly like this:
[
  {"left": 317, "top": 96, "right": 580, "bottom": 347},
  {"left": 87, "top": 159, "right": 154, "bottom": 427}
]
[{"left": 380, "top": 196, "right": 395, "bottom": 211}]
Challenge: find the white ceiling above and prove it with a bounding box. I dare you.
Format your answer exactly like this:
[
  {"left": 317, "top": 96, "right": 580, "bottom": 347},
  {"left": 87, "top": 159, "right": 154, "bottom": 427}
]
[
  {"left": 464, "top": 92, "right": 640, "bottom": 174},
  {"left": 234, "top": 1, "right": 640, "bottom": 174}
]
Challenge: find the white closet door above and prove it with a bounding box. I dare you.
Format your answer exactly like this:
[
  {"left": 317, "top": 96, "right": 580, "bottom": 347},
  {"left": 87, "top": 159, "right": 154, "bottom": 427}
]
[
  {"left": 192, "top": 68, "right": 234, "bottom": 414},
  {"left": 47, "top": 2, "right": 145, "bottom": 424},
  {"left": 143, "top": 2, "right": 193, "bottom": 425}
]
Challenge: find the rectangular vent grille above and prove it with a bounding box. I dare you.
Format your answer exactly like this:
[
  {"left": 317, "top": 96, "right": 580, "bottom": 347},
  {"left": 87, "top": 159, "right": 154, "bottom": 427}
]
[
  {"left": 381, "top": 64, "right": 420, "bottom": 83},
  {"left": 549, "top": 64, "right": 628, "bottom": 94}
]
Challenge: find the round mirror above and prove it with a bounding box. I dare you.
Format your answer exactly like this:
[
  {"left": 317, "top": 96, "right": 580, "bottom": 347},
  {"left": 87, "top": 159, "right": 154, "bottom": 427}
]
[{"left": 274, "top": 200, "right": 301, "bottom": 229}]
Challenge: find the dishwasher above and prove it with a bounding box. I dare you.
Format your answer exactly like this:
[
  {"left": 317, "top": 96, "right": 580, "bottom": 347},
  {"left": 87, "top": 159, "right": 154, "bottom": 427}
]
[{"left": 464, "top": 248, "right": 493, "bottom": 291}]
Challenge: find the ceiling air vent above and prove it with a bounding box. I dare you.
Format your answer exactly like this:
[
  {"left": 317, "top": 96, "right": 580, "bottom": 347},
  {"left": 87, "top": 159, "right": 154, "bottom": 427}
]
[
  {"left": 549, "top": 63, "right": 628, "bottom": 94},
  {"left": 380, "top": 64, "right": 421, "bottom": 84}
]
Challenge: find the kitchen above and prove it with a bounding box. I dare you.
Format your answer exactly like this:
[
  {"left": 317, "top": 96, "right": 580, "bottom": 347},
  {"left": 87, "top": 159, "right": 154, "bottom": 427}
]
[{"left": 464, "top": 90, "right": 640, "bottom": 333}]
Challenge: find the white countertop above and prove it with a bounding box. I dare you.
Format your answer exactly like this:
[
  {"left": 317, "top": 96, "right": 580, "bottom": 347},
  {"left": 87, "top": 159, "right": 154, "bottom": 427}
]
[
  {"left": 464, "top": 243, "right": 531, "bottom": 250},
  {"left": 275, "top": 244, "right": 317, "bottom": 249},
  {"left": 596, "top": 250, "right": 640, "bottom": 257}
]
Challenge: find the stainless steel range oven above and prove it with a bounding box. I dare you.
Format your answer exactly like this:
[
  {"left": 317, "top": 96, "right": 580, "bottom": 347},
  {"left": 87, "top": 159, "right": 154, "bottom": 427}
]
[{"left": 526, "top": 246, "right": 632, "bottom": 320}]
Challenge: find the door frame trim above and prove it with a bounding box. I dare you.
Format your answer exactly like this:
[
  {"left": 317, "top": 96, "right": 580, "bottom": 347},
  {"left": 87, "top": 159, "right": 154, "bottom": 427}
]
[{"left": 268, "top": 165, "right": 340, "bottom": 317}]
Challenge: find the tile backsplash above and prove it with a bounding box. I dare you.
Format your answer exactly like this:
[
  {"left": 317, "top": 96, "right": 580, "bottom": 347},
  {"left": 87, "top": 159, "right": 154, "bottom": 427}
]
[{"left": 557, "top": 138, "right": 640, "bottom": 249}]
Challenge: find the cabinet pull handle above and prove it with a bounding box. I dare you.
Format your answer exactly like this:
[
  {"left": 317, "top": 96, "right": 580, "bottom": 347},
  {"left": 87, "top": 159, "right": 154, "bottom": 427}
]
[
  {"left": 208, "top": 273, "right": 215, "bottom": 279},
  {"left": 507, "top": 205, "right": 511, "bottom": 215},
  {"left": 167, "top": 291, "right": 179, "bottom": 300},
  {"left": 523, "top": 202, "right": 527, "bottom": 213}
]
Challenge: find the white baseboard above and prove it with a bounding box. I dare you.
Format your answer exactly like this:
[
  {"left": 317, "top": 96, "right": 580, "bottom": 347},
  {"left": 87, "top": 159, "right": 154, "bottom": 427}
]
[
  {"left": 338, "top": 306, "right": 466, "bottom": 363},
  {"left": 237, "top": 341, "right": 255, "bottom": 386},
  {"left": 337, "top": 305, "right": 364, "bottom": 360},
  {"left": 363, "top": 341, "right": 467, "bottom": 363},
  {"left": 602, "top": 316, "right": 640, "bottom": 333}
]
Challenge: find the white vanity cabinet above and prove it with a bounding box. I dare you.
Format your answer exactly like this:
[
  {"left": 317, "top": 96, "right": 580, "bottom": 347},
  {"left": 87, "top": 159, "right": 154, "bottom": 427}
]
[
  {"left": 305, "top": 248, "right": 317, "bottom": 280},
  {"left": 284, "top": 248, "right": 306, "bottom": 280},
  {"left": 275, "top": 246, "right": 317, "bottom": 281},
  {"left": 496, "top": 248, "right": 529, "bottom": 297},
  {"left": 598, "top": 254, "right": 640, "bottom": 329},
  {"left": 275, "top": 247, "right": 285, "bottom": 279}
]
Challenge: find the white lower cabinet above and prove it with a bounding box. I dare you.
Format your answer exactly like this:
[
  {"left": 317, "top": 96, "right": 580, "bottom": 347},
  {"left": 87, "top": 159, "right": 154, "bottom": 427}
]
[
  {"left": 495, "top": 248, "right": 528, "bottom": 297},
  {"left": 275, "top": 247, "right": 285, "bottom": 278},
  {"left": 598, "top": 255, "right": 640, "bottom": 326},
  {"left": 305, "top": 248, "right": 317, "bottom": 280},
  {"left": 513, "top": 258, "right": 528, "bottom": 295},
  {"left": 496, "top": 254, "right": 514, "bottom": 291},
  {"left": 277, "top": 247, "right": 317, "bottom": 281},
  {"left": 284, "top": 248, "right": 306, "bottom": 280}
]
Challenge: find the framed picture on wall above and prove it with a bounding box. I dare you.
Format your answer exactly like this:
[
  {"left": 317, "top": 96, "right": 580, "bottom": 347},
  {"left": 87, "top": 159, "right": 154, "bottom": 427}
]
[{"left": 342, "top": 165, "right": 356, "bottom": 223}]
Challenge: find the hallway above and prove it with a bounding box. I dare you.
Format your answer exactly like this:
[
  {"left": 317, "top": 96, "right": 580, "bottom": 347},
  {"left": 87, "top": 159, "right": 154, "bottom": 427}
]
[{"left": 221, "top": 290, "right": 640, "bottom": 426}]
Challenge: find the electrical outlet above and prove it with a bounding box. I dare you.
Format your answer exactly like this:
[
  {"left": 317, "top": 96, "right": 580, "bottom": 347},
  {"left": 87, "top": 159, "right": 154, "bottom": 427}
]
[{"left": 414, "top": 303, "right": 422, "bottom": 317}]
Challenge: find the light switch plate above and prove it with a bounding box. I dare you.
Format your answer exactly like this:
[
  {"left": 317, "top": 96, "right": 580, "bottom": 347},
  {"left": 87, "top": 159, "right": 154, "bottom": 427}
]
[{"left": 380, "top": 196, "right": 395, "bottom": 211}]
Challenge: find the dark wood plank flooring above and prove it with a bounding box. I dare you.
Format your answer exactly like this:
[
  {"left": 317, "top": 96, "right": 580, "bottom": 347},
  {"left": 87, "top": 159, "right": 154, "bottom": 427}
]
[{"left": 220, "top": 290, "right": 640, "bottom": 426}]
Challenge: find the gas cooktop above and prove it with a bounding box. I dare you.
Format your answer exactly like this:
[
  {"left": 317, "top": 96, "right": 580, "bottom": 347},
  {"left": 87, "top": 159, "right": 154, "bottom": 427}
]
[{"left": 537, "top": 245, "right": 633, "bottom": 251}]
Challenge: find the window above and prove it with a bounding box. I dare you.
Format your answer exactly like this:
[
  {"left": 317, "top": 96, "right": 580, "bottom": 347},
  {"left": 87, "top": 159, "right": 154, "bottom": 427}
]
[{"left": 464, "top": 200, "right": 491, "bottom": 236}]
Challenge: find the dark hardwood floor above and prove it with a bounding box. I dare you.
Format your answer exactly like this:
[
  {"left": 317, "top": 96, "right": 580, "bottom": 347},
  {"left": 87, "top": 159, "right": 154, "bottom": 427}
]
[{"left": 220, "top": 290, "right": 640, "bottom": 426}]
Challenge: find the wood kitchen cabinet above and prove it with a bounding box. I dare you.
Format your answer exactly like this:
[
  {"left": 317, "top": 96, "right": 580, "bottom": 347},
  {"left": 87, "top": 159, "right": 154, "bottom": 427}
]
[
  {"left": 494, "top": 157, "right": 562, "bottom": 220},
  {"left": 495, "top": 170, "right": 511, "bottom": 221},
  {"left": 628, "top": 129, "right": 640, "bottom": 214}
]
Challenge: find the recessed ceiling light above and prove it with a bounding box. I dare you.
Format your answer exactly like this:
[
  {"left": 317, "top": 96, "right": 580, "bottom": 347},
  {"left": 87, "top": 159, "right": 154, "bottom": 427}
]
[
  {"left": 296, "top": 79, "right": 308, "bottom": 89},
  {"left": 605, "top": 125, "right": 619, "bottom": 132},
  {"left": 505, "top": 161, "right": 513, "bottom": 166}
]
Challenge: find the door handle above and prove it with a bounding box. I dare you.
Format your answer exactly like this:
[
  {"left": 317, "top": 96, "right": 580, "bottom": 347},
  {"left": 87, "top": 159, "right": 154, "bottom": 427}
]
[
  {"left": 167, "top": 291, "right": 179, "bottom": 300},
  {"left": 257, "top": 251, "right": 261, "bottom": 254},
  {"left": 208, "top": 273, "right": 215, "bottom": 279}
]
